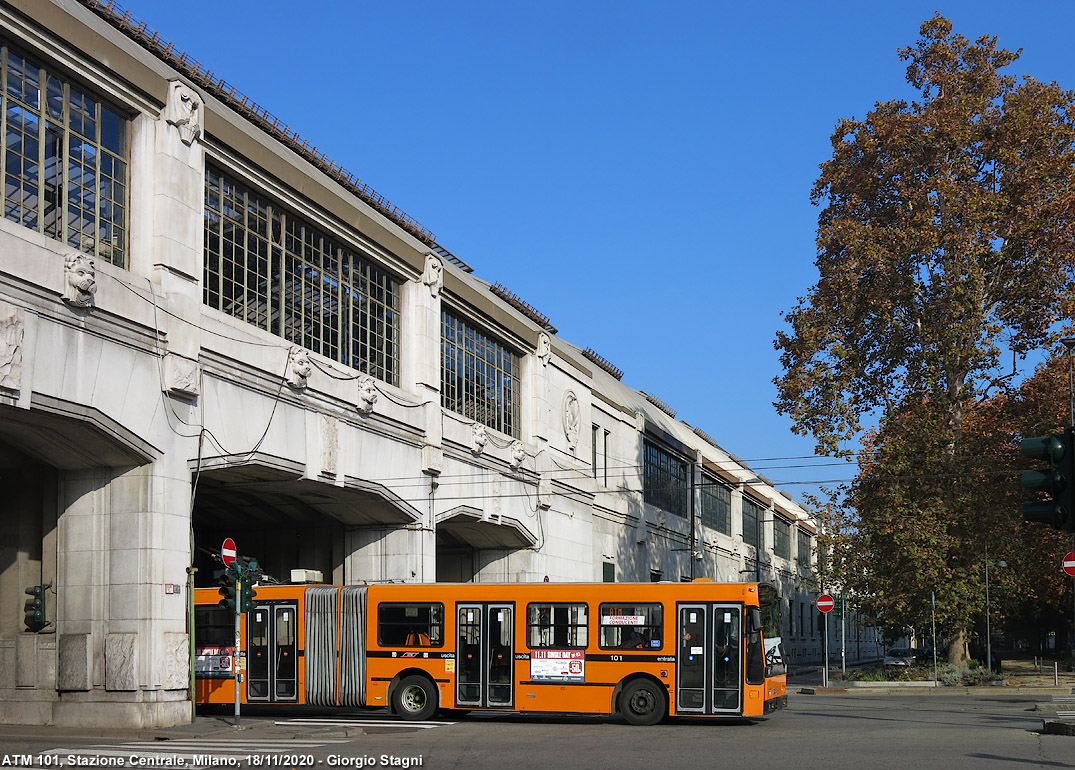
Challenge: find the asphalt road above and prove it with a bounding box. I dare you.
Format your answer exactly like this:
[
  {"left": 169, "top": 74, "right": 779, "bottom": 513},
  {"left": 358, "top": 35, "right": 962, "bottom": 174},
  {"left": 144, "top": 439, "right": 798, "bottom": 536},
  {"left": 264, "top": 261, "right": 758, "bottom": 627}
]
[{"left": 0, "top": 692, "right": 1071, "bottom": 770}]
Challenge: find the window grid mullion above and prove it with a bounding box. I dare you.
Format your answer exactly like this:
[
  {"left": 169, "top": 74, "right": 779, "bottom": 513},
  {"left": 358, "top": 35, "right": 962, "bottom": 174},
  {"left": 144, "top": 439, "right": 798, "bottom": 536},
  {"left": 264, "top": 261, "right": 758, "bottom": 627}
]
[{"left": 1, "top": 45, "right": 7, "bottom": 194}]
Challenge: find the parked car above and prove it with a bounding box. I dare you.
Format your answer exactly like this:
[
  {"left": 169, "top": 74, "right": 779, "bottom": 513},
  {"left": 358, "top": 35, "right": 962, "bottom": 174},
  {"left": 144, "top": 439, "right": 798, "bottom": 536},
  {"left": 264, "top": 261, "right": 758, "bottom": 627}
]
[{"left": 883, "top": 648, "right": 916, "bottom": 667}]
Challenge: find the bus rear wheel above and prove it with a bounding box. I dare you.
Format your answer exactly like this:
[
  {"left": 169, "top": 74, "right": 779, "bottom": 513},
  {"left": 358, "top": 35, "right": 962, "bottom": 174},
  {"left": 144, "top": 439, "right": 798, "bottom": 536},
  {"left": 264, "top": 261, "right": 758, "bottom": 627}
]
[
  {"left": 620, "top": 679, "right": 666, "bottom": 726},
  {"left": 393, "top": 675, "right": 438, "bottom": 721}
]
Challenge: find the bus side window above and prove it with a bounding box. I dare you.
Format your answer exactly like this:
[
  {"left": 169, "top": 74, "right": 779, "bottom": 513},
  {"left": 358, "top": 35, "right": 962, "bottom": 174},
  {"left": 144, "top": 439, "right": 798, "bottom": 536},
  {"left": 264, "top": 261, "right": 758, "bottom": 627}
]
[
  {"left": 527, "top": 603, "right": 588, "bottom": 649},
  {"left": 378, "top": 603, "right": 444, "bottom": 647},
  {"left": 598, "top": 603, "right": 663, "bottom": 650}
]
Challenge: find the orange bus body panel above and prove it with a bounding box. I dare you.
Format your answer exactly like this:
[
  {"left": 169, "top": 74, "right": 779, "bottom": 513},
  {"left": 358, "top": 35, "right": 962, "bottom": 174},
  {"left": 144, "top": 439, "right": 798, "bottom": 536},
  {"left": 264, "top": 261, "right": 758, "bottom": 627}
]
[{"left": 194, "top": 581, "right": 786, "bottom": 719}]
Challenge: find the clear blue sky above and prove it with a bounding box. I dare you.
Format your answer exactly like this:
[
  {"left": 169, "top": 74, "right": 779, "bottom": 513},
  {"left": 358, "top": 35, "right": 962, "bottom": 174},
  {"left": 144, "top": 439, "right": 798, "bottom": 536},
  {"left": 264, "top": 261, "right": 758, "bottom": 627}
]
[{"left": 114, "top": 0, "right": 1075, "bottom": 502}]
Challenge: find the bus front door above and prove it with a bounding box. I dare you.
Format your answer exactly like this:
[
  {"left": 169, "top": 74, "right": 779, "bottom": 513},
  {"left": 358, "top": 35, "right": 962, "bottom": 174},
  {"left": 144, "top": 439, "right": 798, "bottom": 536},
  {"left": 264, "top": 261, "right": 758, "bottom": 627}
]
[
  {"left": 246, "top": 602, "right": 299, "bottom": 703},
  {"left": 456, "top": 603, "right": 514, "bottom": 710},
  {"left": 677, "top": 603, "right": 742, "bottom": 715}
]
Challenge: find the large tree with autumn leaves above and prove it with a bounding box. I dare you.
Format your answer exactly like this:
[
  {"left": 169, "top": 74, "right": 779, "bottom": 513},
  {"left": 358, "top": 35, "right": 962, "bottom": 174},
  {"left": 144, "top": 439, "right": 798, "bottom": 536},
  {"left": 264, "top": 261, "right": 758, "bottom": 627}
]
[
  {"left": 775, "top": 16, "right": 1075, "bottom": 662},
  {"left": 820, "top": 370, "right": 1073, "bottom": 661}
]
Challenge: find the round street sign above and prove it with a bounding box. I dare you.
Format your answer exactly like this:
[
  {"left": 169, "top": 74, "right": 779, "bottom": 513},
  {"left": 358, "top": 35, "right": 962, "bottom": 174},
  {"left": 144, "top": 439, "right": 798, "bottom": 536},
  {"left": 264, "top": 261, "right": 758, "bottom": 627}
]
[
  {"left": 817, "top": 594, "right": 835, "bottom": 613},
  {"left": 1063, "top": 551, "right": 1075, "bottom": 578},
  {"left": 221, "top": 538, "right": 237, "bottom": 568}
]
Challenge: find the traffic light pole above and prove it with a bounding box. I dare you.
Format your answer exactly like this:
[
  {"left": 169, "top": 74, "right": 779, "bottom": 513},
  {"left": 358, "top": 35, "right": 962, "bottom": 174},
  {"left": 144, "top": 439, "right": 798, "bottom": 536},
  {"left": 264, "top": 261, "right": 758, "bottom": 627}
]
[{"left": 234, "top": 574, "right": 241, "bottom": 728}]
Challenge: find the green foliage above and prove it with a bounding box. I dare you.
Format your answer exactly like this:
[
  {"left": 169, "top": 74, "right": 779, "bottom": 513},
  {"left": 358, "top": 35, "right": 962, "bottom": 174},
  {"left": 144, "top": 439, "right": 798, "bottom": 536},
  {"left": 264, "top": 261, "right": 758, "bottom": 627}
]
[
  {"left": 935, "top": 664, "right": 964, "bottom": 686},
  {"left": 848, "top": 662, "right": 1004, "bottom": 685},
  {"left": 957, "top": 665, "right": 1003, "bottom": 686},
  {"left": 844, "top": 667, "right": 898, "bottom": 682},
  {"left": 938, "top": 662, "right": 1000, "bottom": 686}
]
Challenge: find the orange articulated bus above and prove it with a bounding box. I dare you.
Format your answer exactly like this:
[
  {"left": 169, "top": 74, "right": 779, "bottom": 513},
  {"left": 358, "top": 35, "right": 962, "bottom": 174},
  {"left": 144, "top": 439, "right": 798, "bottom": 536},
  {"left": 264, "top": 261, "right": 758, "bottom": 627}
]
[{"left": 194, "top": 580, "right": 787, "bottom": 725}]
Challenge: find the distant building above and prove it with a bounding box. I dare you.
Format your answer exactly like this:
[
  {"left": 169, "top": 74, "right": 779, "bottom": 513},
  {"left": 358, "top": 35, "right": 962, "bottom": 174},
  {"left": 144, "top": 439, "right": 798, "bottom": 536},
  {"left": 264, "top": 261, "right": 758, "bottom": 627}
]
[{"left": 0, "top": 0, "right": 874, "bottom": 727}]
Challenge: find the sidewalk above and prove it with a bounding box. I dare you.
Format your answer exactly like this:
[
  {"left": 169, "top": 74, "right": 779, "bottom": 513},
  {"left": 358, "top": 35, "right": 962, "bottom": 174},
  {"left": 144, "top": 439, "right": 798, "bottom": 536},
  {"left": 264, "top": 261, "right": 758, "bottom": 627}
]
[
  {"left": 789, "top": 657, "right": 1075, "bottom": 695},
  {"left": 0, "top": 710, "right": 365, "bottom": 745}
]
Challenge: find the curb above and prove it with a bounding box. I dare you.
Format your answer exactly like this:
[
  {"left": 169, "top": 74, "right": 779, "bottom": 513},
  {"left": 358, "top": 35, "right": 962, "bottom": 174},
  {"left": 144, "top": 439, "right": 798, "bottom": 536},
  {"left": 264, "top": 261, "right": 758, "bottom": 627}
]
[
  {"left": 1042, "top": 719, "right": 1075, "bottom": 736},
  {"left": 797, "top": 685, "right": 1074, "bottom": 696},
  {"left": 293, "top": 728, "right": 366, "bottom": 740}
]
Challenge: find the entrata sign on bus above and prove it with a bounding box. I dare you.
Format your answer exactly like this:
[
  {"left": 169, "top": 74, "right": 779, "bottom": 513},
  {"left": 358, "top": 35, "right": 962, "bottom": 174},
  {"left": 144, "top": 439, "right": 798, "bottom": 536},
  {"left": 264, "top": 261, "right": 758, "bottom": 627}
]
[{"left": 816, "top": 594, "right": 835, "bottom": 613}]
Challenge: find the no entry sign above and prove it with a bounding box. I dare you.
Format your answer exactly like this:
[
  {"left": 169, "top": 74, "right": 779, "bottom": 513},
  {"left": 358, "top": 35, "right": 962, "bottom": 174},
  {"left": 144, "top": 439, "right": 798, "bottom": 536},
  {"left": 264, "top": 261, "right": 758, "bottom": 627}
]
[
  {"left": 1063, "top": 551, "right": 1075, "bottom": 578},
  {"left": 221, "top": 538, "right": 237, "bottom": 568},
  {"left": 817, "top": 594, "right": 835, "bottom": 613}
]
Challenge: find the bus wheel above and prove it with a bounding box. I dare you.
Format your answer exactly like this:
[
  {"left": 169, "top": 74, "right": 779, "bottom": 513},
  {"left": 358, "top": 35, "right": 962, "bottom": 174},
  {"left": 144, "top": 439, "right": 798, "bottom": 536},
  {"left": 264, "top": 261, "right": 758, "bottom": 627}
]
[
  {"left": 620, "top": 679, "right": 665, "bottom": 726},
  {"left": 393, "top": 675, "right": 438, "bottom": 721}
]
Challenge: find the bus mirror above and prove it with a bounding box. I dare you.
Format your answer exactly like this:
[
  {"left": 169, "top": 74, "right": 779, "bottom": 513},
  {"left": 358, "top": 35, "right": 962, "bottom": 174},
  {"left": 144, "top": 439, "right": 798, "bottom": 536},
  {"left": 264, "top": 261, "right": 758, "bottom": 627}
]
[{"left": 748, "top": 607, "right": 762, "bottom": 633}]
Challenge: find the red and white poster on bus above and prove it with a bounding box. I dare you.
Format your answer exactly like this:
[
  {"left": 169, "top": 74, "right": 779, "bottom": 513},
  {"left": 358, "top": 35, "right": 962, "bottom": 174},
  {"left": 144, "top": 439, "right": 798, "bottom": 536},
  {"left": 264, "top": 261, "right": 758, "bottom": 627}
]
[
  {"left": 531, "top": 649, "right": 585, "bottom": 682},
  {"left": 195, "top": 646, "right": 234, "bottom": 679}
]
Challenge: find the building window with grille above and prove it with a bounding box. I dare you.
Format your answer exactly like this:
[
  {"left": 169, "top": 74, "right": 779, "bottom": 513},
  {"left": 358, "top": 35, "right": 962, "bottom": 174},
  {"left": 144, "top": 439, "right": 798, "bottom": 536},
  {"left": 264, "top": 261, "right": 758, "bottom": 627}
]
[
  {"left": 591, "top": 424, "right": 599, "bottom": 478},
  {"left": 591, "top": 425, "right": 611, "bottom": 484},
  {"left": 642, "top": 438, "right": 689, "bottom": 518},
  {"left": 773, "top": 516, "right": 791, "bottom": 559},
  {"left": 700, "top": 475, "right": 731, "bottom": 534},
  {"left": 742, "top": 495, "right": 763, "bottom": 548},
  {"left": 798, "top": 529, "right": 812, "bottom": 567},
  {"left": 204, "top": 166, "right": 401, "bottom": 384},
  {"left": 440, "top": 310, "right": 520, "bottom": 437},
  {"left": 1, "top": 40, "right": 128, "bottom": 266}
]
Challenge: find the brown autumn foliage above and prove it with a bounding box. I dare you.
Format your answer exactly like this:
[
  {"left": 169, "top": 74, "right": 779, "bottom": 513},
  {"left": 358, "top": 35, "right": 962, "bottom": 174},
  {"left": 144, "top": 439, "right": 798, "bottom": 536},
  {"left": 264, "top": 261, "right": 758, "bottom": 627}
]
[{"left": 777, "top": 16, "right": 1075, "bottom": 662}]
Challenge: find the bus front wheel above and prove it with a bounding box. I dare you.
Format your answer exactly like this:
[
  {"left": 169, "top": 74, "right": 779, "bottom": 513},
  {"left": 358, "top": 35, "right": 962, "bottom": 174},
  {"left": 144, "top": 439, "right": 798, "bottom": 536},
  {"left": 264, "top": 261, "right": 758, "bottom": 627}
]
[
  {"left": 620, "top": 679, "right": 666, "bottom": 726},
  {"left": 393, "top": 675, "right": 438, "bottom": 721}
]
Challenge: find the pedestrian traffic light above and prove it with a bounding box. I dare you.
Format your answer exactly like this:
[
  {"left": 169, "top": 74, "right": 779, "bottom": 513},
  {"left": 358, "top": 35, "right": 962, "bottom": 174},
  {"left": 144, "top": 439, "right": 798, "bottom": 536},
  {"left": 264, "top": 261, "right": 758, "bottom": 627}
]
[
  {"left": 239, "top": 580, "right": 258, "bottom": 613},
  {"left": 218, "top": 568, "right": 237, "bottom": 614},
  {"left": 23, "top": 584, "right": 48, "bottom": 631},
  {"left": 1021, "top": 429, "right": 1075, "bottom": 532}
]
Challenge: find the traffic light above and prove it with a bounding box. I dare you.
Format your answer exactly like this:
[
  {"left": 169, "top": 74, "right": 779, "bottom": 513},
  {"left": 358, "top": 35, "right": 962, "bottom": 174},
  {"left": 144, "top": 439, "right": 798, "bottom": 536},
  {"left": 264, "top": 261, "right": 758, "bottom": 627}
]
[
  {"left": 239, "top": 580, "right": 258, "bottom": 613},
  {"left": 23, "top": 584, "right": 48, "bottom": 631},
  {"left": 218, "top": 568, "right": 237, "bottom": 614},
  {"left": 1021, "top": 428, "right": 1075, "bottom": 532}
]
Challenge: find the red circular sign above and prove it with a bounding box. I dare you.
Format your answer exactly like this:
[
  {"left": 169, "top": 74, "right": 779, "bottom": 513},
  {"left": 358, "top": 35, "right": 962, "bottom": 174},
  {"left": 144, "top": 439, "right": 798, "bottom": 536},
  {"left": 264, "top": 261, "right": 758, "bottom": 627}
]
[
  {"left": 817, "top": 594, "right": 835, "bottom": 613},
  {"left": 221, "top": 538, "right": 237, "bottom": 568},
  {"left": 1063, "top": 551, "right": 1075, "bottom": 578}
]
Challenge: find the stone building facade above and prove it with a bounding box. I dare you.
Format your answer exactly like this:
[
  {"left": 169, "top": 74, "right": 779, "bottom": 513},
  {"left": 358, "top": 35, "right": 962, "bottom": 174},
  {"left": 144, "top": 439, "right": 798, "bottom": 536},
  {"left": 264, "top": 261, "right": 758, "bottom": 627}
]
[{"left": 0, "top": 0, "right": 878, "bottom": 727}]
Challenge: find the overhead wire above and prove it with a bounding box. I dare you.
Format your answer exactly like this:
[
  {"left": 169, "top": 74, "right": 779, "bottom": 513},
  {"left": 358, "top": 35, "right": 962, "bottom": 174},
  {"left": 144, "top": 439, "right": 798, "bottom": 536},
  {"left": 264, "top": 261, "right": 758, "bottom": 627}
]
[{"left": 102, "top": 270, "right": 1030, "bottom": 508}]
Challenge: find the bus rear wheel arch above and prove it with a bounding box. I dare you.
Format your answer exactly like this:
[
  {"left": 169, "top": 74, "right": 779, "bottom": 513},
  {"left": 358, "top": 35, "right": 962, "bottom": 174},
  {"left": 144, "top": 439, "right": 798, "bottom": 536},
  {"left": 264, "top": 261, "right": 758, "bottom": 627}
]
[
  {"left": 618, "top": 677, "right": 667, "bottom": 726},
  {"left": 391, "top": 674, "right": 439, "bottom": 721}
]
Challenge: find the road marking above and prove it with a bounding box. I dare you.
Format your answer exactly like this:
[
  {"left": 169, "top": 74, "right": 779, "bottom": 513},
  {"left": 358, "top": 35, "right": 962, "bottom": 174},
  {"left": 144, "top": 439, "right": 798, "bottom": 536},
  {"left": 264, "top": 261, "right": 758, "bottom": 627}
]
[
  {"left": 30, "top": 738, "right": 353, "bottom": 769},
  {"left": 275, "top": 717, "right": 455, "bottom": 729}
]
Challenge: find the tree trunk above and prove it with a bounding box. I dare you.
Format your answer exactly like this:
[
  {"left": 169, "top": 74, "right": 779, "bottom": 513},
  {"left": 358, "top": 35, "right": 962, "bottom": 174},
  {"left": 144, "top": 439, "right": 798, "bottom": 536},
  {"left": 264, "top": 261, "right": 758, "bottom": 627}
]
[{"left": 947, "top": 628, "right": 970, "bottom": 666}]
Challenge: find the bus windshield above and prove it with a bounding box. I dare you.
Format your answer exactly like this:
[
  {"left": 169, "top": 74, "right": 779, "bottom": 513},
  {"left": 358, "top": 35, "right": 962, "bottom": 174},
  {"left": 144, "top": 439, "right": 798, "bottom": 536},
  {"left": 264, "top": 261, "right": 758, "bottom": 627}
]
[{"left": 758, "top": 584, "right": 786, "bottom": 677}]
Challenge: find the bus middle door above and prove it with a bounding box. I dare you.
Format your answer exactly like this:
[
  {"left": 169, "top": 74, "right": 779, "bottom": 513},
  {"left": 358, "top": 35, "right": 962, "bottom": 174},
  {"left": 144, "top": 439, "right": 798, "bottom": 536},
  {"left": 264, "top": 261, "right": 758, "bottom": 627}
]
[
  {"left": 677, "top": 603, "right": 742, "bottom": 715},
  {"left": 456, "top": 603, "right": 514, "bottom": 710}
]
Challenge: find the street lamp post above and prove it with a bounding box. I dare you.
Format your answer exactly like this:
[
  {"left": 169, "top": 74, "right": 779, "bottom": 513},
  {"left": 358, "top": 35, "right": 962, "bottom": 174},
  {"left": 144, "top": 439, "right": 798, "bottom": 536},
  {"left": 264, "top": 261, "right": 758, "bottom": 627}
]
[{"left": 984, "top": 553, "right": 1006, "bottom": 673}]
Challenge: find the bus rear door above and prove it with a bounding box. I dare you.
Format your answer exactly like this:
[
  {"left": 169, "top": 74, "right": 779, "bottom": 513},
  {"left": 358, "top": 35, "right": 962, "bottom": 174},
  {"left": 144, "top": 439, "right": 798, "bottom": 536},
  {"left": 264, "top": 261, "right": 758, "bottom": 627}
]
[
  {"left": 677, "top": 603, "right": 742, "bottom": 715},
  {"left": 247, "top": 601, "right": 299, "bottom": 703},
  {"left": 456, "top": 603, "right": 514, "bottom": 709}
]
